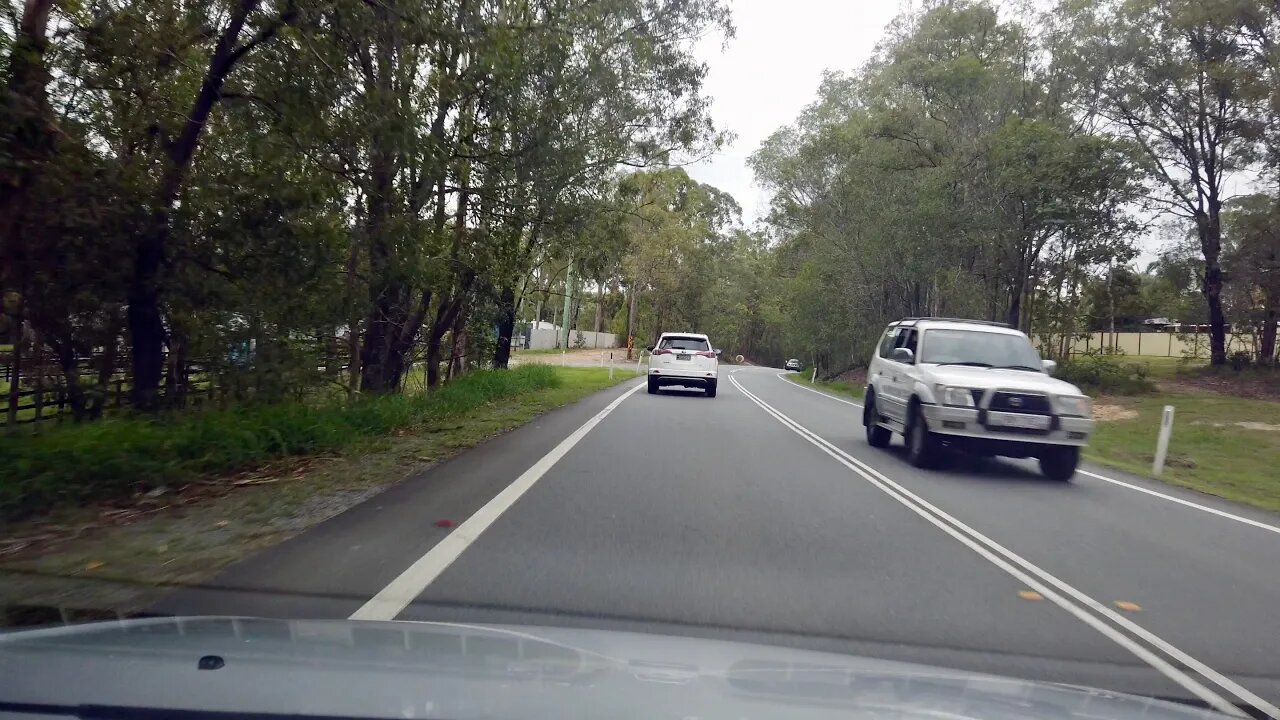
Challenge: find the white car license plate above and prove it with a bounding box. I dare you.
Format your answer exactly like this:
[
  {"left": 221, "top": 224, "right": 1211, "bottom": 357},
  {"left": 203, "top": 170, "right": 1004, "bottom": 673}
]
[
  {"left": 990, "top": 413, "right": 1051, "bottom": 430},
  {"left": 675, "top": 354, "right": 691, "bottom": 361}
]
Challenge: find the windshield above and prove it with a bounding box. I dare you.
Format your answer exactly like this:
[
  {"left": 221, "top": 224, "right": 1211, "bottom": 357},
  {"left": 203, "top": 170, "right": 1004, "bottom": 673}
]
[
  {"left": 919, "top": 329, "right": 1044, "bottom": 369},
  {"left": 4, "top": 0, "right": 1278, "bottom": 718}
]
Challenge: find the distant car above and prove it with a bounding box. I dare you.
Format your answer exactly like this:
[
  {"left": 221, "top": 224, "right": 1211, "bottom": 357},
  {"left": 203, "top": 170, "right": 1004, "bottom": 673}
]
[
  {"left": 785, "top": 359, "right": 801, "bottom": 371},
  {"left": 647, "top": 333, "right": 719, "bottom": 397},
  {"left": 862, "top": 318, "right": 1095, "bottom": 481}
]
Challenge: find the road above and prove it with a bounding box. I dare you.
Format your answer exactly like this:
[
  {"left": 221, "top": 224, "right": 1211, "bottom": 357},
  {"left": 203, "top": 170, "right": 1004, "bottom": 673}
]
[{"left": 157, "top": 365, "right": 1280, "bottom": 718}]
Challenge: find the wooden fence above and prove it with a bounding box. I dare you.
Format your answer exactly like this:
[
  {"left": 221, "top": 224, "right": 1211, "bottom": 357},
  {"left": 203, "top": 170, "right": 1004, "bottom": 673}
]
[{"left": 1, "top": 352, "right": 219, "bottom": 428}]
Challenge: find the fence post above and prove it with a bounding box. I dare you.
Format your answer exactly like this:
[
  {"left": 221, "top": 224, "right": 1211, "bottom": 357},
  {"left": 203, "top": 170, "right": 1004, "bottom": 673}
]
[
  {"left": 33, "top": 337, "right": 46, "bottom": 425},
  {"left": 5, "top": 314, "right": 22, "bottom": 432},
  {"left": 1168, "top": 332, "right": 1173, "bottom": 357},
  {"left": 1152, "top": 405, "right": 1175, "bottom": 477}
]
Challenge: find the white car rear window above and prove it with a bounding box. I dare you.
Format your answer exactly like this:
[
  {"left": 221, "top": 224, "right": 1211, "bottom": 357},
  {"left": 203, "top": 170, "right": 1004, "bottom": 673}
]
[{"left": 660, "top": 336, "right": 710, "bottom": 351}]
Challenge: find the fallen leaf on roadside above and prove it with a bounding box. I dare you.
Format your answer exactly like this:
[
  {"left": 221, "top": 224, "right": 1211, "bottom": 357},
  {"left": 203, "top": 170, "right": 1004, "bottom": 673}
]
[
  {"left": 215, "top": 520, "right": 229, "bottom": 528},
  {"left": 85, "top": 561, "right": 105, "bottom": 570}
]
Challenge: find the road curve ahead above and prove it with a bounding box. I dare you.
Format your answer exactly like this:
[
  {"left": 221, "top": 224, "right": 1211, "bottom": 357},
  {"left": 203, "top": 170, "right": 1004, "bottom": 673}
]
[{"left": 159, "top": 365, "right": 1280, "bottom": 718}]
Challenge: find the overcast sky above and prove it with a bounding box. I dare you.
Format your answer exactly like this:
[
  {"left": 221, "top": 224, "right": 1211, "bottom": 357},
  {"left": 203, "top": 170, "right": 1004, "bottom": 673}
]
[{"left": 685, "top": 0, "right": 904, "bottom": 226}]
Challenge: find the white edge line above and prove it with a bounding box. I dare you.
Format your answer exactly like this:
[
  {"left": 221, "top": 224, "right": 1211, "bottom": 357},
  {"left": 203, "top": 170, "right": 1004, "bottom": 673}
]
[
  {"left": 729, "top": 374, "right": 1267, "bottom": 718},
  {"left": 775, "top": 372, "right": 863, "bottom": 408},
  {"left": 771, "top": 371, "right": 1280, "bottom": 539},
  {"left": 1077, "top": 470, "right": 1280, "bottom": 537},
  {"left": 349, "top": 380, "right": 646, "bottom": 622}
]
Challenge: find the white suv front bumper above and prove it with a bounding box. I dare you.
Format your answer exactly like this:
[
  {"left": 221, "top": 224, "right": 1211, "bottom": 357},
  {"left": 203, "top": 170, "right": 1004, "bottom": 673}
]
[{"left": 920, "top": 404, "right": 1094, "bottom": 447}]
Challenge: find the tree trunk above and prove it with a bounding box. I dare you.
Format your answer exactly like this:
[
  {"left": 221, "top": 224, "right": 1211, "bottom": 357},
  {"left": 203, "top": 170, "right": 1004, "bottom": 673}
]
[
  {"left": 1196, "top": 210, "right": 1228, "bottom": 365},
  {"left": 492, "top": 285, "right": 516, "bottom": 369},
  {"left": 128, "top": 0, "right": 285, "bottom": 408},
  {"left": 447, "top": 304, "right": 468, "bottom": 379},
  {"left": 626, "top": 282, "right": 638, "bottom": 360},
  {"left": 594, "top": 282, "right": 604, "bottom": 335},
  {"left": 1260, "top": 302, "right": 1277, "bottom": 366},
  {"left": 126, "top": 223, "right": 168, "bottom": 409},
  {"left": 1006, "top": 284, "right": 1022, "bottom": 330},
  {"left": 4, "top": 311, "right": 22, "bottom": 431},
  {"left": 344, "top": 227, "right": 362, "bottom": 400},
  {"left": 52, "top": 339, "right": 85, "bottom": 421},
  {"left": 0, "top": 0, "right": 57, "bottom": 311}
]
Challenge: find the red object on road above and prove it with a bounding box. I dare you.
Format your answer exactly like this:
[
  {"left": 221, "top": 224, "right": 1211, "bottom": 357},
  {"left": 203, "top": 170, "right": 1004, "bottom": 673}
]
[{"left": 434, "top": 519, "right": 457, "bottom": 528}]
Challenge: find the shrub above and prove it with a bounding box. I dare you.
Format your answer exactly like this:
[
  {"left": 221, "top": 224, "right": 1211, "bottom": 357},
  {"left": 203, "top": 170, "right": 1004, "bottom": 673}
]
[
  {"left": 1054, "top": 354, "right": 1155, "bottom": 395},
  {"left": 0, "top": 365, "right": 562, "bottom": 522}
]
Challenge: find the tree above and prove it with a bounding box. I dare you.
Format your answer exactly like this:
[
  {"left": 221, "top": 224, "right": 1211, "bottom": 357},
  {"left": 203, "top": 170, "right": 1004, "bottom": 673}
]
[
  {"left": 1057, "top": 0, "right": 1269, "bottom": 365},
  {"left": 1223, "top": 194, "right": 1280, "bottom": 363}
]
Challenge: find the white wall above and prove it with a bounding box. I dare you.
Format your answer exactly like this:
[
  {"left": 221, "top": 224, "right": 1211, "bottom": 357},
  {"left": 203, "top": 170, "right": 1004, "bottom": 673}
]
[{"left": 523, "top": 325, "right": 618, "bottom": 350}]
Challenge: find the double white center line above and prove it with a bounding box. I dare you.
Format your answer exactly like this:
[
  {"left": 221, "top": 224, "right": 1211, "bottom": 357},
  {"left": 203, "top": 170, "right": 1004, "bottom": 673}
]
[{"left": 729, "top": 373, "right": 1276, "bottom": 719}]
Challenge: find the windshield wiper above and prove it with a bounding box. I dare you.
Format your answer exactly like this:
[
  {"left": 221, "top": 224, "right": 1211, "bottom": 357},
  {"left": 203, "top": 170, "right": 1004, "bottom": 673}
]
[
  {"left": 991, "top": 364, "right": 1042, "bottom": 372},
  {"left": 935, "top": 361, "right": 992, "bottom": 367}
]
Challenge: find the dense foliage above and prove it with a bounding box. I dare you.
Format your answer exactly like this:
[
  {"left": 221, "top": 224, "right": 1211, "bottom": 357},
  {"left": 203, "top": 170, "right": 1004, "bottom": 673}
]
[
  {"left": 1, "top": 0, "right": 732, "bottom": 417},
  {"left": 4, "top": 0, "right": 1278, "bottom": 425},
  {"left": 742, "top": 0, "right": 1279, "bottom": 372}
]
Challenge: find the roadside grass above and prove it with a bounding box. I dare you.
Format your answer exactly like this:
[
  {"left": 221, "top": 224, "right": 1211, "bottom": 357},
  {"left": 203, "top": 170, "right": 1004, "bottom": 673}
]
[
  {"left": 0, "top": 366, "right": 637, "bottom": 614},
  {"left": 0, "top": 365, "right": 619, "bottom": 522},
  {"left": 782, "top": 372, "right": 865, "bottom": 401},
  {"left": 1085, "top": 392, "right": 1280, "bottom": 513}
]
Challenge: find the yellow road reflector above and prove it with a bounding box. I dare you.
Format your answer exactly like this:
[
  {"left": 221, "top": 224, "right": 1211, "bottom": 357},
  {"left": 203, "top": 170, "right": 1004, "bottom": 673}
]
[
  {"left": 1017, "top": 590, "right": 1044, "bottom": 601},
  {"left": 1114, "top": 601, "right": 1142, "bottom": 612}
]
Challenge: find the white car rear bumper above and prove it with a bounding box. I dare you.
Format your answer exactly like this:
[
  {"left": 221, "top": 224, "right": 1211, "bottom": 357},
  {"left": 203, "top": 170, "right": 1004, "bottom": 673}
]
[{"left": 649, "top": 367, "right": 718, "bottom": 381}]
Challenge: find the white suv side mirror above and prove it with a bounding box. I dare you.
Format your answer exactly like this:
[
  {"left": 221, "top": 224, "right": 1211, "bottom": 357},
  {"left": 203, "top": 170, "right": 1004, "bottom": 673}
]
[
  {"left": 890, "top": 347, "right": 914, "bottom": 364},
  {"left": 1042, "top": 359, "right": 1058, "bottom": 375}
]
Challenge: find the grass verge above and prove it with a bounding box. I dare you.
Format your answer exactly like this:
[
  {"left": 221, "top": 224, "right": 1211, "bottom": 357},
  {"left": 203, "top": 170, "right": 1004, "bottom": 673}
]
[
  {"left": 0, "top": 367, "right": 637, "bottom": 616},
  {"left": 1086, "top": 392, "right": 1280, "bottom": 513},
  {"left": 1, "top": 365, "right": 582, "bottom": 522},
  {"left": 782, "top": 372, "right": 865, "bottom": 401}
]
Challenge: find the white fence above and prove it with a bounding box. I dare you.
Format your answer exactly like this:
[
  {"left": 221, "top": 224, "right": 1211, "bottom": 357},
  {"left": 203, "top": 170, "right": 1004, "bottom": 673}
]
[
  {"left": 523, "top": 325, "right": 618, "bottom": 350},
  {"left": 1036, "top": 331, "right": 1276, "bottom": 360}
]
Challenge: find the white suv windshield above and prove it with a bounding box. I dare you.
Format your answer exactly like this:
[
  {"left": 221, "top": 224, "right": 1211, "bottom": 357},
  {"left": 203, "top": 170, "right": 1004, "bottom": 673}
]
[
  {"left": 919, "top": 329, "right": 1043, "bottom": 370},
  {"left": 660, "top": 336, "right": 710, "bottom": 351}
]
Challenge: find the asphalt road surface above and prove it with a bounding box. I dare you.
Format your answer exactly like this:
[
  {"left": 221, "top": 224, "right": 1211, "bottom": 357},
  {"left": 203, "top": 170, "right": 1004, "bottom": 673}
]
[{"left": 157, "top": 365, "right": 1280, "bottom": 718}]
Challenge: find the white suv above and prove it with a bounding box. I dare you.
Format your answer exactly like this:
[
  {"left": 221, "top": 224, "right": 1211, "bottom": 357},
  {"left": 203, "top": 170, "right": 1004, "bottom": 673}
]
[
  {"left": 862, "top": 318, "right": 1094, "bottom": 480},
  {"left": 647, "top": 333, "right": 720, "bottom": 397}
]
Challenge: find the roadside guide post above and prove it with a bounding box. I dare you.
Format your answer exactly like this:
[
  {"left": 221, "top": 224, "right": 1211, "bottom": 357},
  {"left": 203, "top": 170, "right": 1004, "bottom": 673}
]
[
  {"left": 811, "top": 367, "right": 817, "bottom": 383},
  {"left": 1152, "top": 405, "right": 1175, "bottom": 477},
  {"left": 609, "top": 352, "right": 614, "bottom": 380}
]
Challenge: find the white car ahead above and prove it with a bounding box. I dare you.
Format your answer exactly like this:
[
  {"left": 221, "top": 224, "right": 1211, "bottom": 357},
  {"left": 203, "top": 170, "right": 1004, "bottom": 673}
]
[
  {"left": 862, "top": 318, "right": 1095, "bottom": 481},
  {"left": 647, "top": 333, "right": 719, "bottom": 397},
  {"left": 785, "top": 359, "right": 802, "bottom": 372}
]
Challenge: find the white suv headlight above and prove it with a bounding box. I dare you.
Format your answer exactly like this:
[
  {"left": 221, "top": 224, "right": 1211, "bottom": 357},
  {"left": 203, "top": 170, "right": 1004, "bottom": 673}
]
[
  {"left": 936, "top": 385, "right": 976, "bottom": 408},
  {"left": 1055, "top": 395, "right": 1092, "bottom": 417}
]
